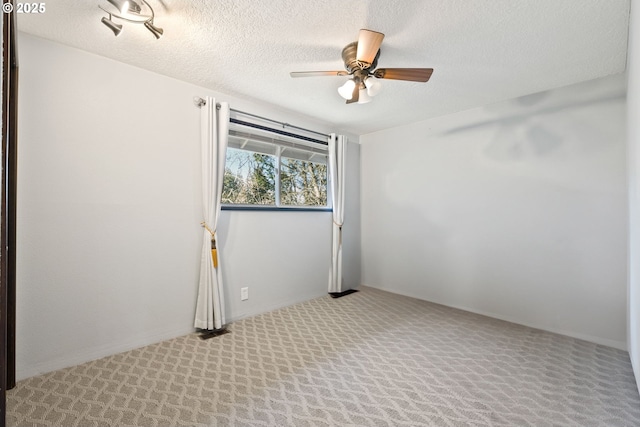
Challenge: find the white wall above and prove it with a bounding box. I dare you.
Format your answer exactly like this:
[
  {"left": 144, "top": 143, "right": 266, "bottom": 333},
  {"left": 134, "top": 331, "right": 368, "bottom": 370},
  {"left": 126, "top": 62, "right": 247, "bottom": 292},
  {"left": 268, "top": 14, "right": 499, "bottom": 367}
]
[
  {"left": 627, "top": 0, "right": 640, "bottom": 393},
  {"left": 16, "top": 33, "right": 360, "bottom": 380},
  {"left": 361, "top": 74, "right": 627, "bottom": 349}
]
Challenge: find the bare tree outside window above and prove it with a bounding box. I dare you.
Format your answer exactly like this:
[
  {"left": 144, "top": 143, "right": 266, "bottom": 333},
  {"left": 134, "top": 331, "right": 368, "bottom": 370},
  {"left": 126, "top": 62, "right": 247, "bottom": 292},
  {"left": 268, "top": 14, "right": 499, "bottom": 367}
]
[
  {"left": 280, "top": 157, "right": 327, "bottom": 206},
  {"left": 222, "top": 148, "right": 276, "bottom": 205},
  {"left": 222, "top": 144, "right": 328, "bottom": 208}
]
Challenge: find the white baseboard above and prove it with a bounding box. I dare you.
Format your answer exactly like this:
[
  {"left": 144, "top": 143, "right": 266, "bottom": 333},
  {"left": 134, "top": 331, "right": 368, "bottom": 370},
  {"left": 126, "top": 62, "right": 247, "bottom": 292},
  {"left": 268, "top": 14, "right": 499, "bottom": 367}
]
[
  {"left": 16, "top": 324, "right": 194, "bottom": 382},
  {"left": 227, "top": 290, "right": 328, "bottom": 323},
  {"left": 362, "top": 284, "right": 628, "bottom": 351},
  {"left": 16, "top": 290, "right": 329, "bottom": 382}
]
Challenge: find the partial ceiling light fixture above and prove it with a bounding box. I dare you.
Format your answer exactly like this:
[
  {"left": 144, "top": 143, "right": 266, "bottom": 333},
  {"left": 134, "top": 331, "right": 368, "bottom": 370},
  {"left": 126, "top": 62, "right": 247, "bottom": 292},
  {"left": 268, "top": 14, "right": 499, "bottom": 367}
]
[{"left": 99, "top": 0, "right": 163, "bottom": 39}]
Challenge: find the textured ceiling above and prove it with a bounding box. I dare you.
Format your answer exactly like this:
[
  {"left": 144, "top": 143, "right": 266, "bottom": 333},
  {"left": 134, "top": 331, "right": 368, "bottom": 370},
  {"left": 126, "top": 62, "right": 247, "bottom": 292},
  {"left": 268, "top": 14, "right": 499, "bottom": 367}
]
[{"left": 17, "top": 0, "right": 630, "bottom": 135}]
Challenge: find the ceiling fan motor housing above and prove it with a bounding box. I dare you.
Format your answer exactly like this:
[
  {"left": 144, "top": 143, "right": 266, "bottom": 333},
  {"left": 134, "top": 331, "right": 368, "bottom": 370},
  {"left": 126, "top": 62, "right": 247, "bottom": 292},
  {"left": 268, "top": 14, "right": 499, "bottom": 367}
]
[{"left": 342, "top": 42, "right": 380, "bottom": 74}]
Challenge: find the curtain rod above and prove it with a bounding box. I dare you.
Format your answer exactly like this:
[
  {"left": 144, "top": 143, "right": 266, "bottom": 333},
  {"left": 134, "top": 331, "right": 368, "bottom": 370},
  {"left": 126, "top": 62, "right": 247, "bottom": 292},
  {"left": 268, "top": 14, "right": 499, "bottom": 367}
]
[
  {"left": 193, "top": 97, "right": 330, "bottom": 139},
  {"left": 230, "top": 118, "right": 327, "bottom": 146}
]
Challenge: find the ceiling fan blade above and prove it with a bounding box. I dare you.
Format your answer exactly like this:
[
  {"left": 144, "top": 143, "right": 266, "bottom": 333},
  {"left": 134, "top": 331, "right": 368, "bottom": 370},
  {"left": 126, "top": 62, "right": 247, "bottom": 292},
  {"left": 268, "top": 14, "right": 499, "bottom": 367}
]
[
  {"left": 346, "top": 83, "right": 360, "bottom": 104},
  {"left": 373, "top": 68, "right": 434, "bottom": 82},
  {"left": 290, "top": 71, "right": 349, "bottom": 78},
  {"left": 356, "top": 29, "right": 384, "bottom": 65}
]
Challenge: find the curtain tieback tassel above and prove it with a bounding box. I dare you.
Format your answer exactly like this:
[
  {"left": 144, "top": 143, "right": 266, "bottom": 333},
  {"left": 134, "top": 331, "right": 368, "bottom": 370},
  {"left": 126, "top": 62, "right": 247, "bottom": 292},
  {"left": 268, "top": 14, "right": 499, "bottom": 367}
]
[
  {"left": 201, "top": 222, "right": 218, "bottom": 269},
  {"left": 211, "top": 239, "right": 218, "bottom": 269}
]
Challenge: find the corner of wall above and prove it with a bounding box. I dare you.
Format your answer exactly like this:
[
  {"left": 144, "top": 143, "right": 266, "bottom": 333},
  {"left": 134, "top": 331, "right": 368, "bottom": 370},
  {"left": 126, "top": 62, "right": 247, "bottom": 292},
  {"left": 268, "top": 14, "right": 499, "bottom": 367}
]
[{"left": 626, "top": 0, "right": 640, "bottom": 395}]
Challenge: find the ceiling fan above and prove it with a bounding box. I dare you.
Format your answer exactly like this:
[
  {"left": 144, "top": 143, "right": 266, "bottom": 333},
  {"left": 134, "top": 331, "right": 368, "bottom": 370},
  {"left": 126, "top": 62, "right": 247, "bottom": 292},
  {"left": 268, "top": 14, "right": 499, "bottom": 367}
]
[{"left": 290, "top": 29, "right": 434, "bottom": 104}]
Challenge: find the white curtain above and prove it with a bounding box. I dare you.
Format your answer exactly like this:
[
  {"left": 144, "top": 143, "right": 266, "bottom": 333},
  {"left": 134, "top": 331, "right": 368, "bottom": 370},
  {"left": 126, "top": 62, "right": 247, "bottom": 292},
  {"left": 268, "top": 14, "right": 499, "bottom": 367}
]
[
  {"left": 328, "top": 133, "right": 347, "bottom": 293},
  {"left": 194, "top": 97, "right": 229, "bottom": 330}
]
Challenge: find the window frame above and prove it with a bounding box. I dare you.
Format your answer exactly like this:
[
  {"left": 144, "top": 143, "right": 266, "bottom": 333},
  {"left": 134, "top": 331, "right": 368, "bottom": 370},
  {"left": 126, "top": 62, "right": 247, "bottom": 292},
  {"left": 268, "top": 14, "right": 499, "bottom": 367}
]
[{"left": 221, "top": 120, "right": 332, "bottom": 212}]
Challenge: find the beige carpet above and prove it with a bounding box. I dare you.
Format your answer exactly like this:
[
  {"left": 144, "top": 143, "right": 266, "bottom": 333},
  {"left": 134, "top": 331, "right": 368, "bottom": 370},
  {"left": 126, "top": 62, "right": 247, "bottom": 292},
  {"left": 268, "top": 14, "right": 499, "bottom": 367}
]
[{"left": 7, "top": 287, "right": 640, "bottom": 426}]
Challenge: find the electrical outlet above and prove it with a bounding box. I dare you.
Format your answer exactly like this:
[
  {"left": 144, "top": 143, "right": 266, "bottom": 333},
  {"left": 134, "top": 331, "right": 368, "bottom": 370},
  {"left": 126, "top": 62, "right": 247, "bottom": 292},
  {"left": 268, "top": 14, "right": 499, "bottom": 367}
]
[{"left": 240, "top": 287, "right": 249, "bottom": 301}]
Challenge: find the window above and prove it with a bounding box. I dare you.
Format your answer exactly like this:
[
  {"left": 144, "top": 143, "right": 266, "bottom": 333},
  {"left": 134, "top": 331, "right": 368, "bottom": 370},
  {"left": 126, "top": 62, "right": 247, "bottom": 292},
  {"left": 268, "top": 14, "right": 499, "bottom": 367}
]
[
  {"left": 223, "top": 147, "right": 276, "bottom": 205},
  {"left": 280, "top": 148, "right": 327, "bottom": 206},
  {"left": 222, "top": 126, "right": 329, "bottom": 209}
]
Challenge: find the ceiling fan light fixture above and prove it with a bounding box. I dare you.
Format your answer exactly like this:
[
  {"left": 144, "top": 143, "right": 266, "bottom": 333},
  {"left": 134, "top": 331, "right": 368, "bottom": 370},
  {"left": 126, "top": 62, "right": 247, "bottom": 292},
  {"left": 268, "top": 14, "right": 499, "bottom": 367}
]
[
  {"left": 364, "top": 77, "right": 382, "bottom": 97},
  {"left": 338, "top": 79, "right": 356, "bottom": 100},
  {"left": 357, "top": 88, "right": 372, "bottom": 104}
]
